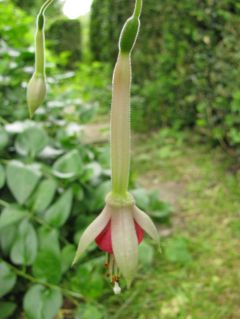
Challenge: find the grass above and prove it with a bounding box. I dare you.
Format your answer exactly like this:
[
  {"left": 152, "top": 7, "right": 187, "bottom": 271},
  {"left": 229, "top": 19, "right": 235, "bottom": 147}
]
[{"left": 107, "top": 129, "right": 240, "bottom": 319}]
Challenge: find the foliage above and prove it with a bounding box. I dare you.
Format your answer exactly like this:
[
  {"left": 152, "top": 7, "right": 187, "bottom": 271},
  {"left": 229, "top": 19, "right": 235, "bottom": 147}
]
[
  {"left": 0, "top": 120, "right": 170, "bottom": 318},
  {"left": 48, "top": 19, "right": 82, "bottom": 69},
  {"left": 124, "top": 130, "right": 240, "bottom": 319},
  {"left": 90, "top": 0, "right": 240, "bottom": 151}
]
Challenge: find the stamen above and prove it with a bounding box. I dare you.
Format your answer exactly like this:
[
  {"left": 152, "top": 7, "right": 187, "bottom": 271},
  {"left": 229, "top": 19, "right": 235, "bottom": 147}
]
[
  {"left": 113, "top": 281, "right": 121, "bottom": 295},
  {"left": 104, "top": 254, "right": 122, "bottom": 294}
]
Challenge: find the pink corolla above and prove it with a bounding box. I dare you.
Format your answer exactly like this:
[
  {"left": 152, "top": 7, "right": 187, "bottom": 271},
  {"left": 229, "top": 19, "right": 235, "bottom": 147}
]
[
  {"left": 73, "top": 0, "right": 159, "bottom": 293},
  {"left": 73, "top": 194, "right": 158, "bottom": 289}
]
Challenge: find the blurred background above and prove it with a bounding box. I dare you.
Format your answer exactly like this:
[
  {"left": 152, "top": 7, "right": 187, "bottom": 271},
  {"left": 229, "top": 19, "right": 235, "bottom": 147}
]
[{"left": 0, "top": 0, "right": 240, "bottom": 318}]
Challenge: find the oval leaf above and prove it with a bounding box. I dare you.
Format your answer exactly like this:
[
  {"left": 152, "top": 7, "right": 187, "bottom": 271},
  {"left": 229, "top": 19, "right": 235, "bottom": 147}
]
[
  {"left": 15, "top": 126, "right": 48, "bottom": 158},
  {"left": 0, "top": 225, "right": 16, "bottom": 255},
  {"left": 0, "top": 206, "right": 28, "bottom": 230},
  {"left": 0, "top": 126, "right": 9, "bottom": 151},
  {"left": 0, "top": 302, "right": 16, "bottom": 319},
  {"left": 10, "top": 220, "right": 38, "bottom": 265},
  {"left": 6, "top": 161, "right": 41, "bottom": 204},
  {"left": 61, "top": 244, "right": 76, "bottom": 274},
  {"left": 23, "top": 285, "right": 62, "bottom": 319},
  {"left": 52, "top": 150, "right": 82, "bottom": 179},
  {"left": 32, "top": 179, "right": 57, "bottom": 213},
  {"left": 0, "top": 164, "right": 5, "bottom": 189},
  {"left": 32, "top": 249, "right": 62, "bottom": 284},
  {"left": 44, "top": 189, "right": 73, "bottom": 227},
  {"left": 0, "top": 262, "right": 17, "bottom": 297}
]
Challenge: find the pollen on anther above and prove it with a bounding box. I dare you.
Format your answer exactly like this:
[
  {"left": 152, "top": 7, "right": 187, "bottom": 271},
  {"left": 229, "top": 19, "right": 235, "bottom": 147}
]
[{"left": 113, "top": 281, "right": 121, "bottom": 295}]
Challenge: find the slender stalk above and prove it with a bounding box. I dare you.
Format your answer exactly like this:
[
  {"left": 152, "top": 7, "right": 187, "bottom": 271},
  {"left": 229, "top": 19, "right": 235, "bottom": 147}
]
[
  {"left": 35, "top": 0, "right": 55, "bottom": 75},
  {"left": 35, "top": 29, "right": 45, "bottom": 75},
  {"left": 133, "top": 0, "right": 142, "bottom": 18},
  {"left": 8, "top": 263, "right": 84, "bottom": 303},
  {"left": 39, "top": 0, "right": 55, "bottom": 15},
  {"left": 111, "top": 53, "right": 131, "bottom": 196},
  {"left": 110, "top": 0, "right": 142, "bottom": 197}
]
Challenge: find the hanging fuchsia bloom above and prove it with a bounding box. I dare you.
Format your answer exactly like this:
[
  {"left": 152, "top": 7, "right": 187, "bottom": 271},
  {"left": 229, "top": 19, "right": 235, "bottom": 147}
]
[{"left": 73, "top": 0, "right": 159, "bottom": 293}]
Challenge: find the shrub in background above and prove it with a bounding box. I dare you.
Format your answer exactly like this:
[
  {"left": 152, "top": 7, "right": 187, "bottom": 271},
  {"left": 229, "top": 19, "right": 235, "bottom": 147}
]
[
  {"left": 0, "top": 120, "right": 171, "bottom": 318},
  {"left": 90, "top": 0, "right": 240, "bottom": 151},
  {"left": 48, "top": 19, "right": 82, "bottom": 69}
]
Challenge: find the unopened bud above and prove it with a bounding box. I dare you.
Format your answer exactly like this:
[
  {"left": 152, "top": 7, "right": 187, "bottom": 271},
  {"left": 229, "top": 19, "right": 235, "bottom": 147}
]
[
  {"left": 119, "top": 0, "right": 142, "bottom": 54},
  {"left": 27, "top": 73, "right": 46, "bottom": 118},
  {"left": 119, "top": 16, "right": 140, "bottom": 54}
]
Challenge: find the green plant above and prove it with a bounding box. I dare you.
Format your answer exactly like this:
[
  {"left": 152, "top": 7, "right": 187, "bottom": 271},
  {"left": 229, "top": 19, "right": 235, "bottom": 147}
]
[{"left": 0, "top": 120, "right": 170, "bottom": 317}]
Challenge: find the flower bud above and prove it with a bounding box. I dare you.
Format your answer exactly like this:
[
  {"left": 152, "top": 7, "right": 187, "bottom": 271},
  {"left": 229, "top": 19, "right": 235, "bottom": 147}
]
[
  {"left": 27, "top": 10, "right": 47, "bottom": 117},
  {"left": 119, "top": 16, "right": 140, "bottom": 54},
  {"left": 27, "top": 73, "right": 46, "bottom": 118},
  {"left": 118, "top": 0, "right": 142, "bottom": 54}
]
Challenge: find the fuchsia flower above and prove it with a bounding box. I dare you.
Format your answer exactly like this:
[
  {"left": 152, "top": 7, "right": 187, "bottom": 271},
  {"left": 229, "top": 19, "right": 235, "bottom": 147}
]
[
  {"left": 73, "top": 195, "right": 158, "bottom": 289},
  {"left": 73, "top": 0, "right": 159, "bottom": 293}
]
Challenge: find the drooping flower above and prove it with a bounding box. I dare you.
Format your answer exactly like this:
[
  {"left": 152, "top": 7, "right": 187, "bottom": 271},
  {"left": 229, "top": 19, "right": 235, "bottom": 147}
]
[
  {"left": 73, "top": 194, "right": 158, "bottom": 288},
  {"left": 73, "top": 0, "right": 159, "bottom": 293}
]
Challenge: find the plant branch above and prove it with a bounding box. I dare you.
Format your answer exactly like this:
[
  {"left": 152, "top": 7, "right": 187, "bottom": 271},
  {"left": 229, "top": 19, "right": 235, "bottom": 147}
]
[{"left": 8, "top": 263, "right": 85, "bottom": 304}]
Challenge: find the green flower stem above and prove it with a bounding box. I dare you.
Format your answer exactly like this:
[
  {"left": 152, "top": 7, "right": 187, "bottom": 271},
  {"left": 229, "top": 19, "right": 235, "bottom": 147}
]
[
  {"left": 39, "top": 0, "right": 55, "bottom": 15},
  {"left": 111, "top": 52, "right": 131, "bottom": 197},
  {"left": 35, "top": 29, "right": 45, "bottom": 76},
  {"left": 35, "top": 0, "right": 55, "bottom": 74},
  {"left": 8, "top": 263, "right": 84, "bottom": 305},
  {"left": 110, "top": 0, "right": 142, "bottom": 198},
  {"left": 133, "top": 0, "right": 142, "bottom": 19}
]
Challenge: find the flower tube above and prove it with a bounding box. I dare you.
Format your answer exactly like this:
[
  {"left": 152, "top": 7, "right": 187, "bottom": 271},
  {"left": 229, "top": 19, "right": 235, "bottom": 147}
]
[
  {"left": 73, "top": 0, "right": 159, "bottom": 293},
  {"left": 27, "top": 0, "right": 54, "bottom": 117}
]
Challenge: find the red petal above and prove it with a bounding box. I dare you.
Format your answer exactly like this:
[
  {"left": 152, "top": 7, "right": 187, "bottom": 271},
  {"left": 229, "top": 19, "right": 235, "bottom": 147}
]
[{"left": 95, "top": 219, "right": 144, "bottom": 253}]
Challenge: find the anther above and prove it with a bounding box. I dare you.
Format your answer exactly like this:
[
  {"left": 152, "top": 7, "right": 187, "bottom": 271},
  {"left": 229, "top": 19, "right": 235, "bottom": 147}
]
[{"left": 113, "top": 281, "right": 121, "bottom": 295}]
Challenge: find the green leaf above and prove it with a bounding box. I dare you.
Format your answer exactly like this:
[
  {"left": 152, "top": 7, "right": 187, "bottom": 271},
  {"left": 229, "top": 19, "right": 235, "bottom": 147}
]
[
  {"left": 0, "top": 225, "right": 16, "bottom": 255},
  {"left": 165, "top": 236, "right": 192, "bottom": 265},
  {"left": 15, "top": 126, "right": 48, "bottom": 158},
  {"left": 0, "top": 302, "right": 16, "bottom": 319},
  {"left": 10, "top": 220, "right": 38, "bottom": 265},
  {"left": 61, "top": 244, "right": 75, "bottom": 274},
  {"left": 131, "top": 188, "right": 150, "bottom": 210},
  {"left": 32, "top": 249, "right": 62, "bottom": 284},
  {"left": 82, "top": 162, "right": 102, "bottom": 182},
  {"left": 148, "top": 192, "right": 172, "bottom": 222},
  {"left": 75, "top": 305, "right": 103, "bottom": 319},
  {"left": 0, "top": 205, "right": 28, "bottom": 230},
  {"left": 0, "top": 164, "right": 5, "bottom": 189},
  {"left": 23, "top": 285, "right": 62, "bottom": 319},
  {"left": 139, "top": 241, "right": 154, "bottom": 267},
  {"left": 32, "top": 179, "right": 57, "bottom": 213},
  {"left": 0, "top": 262, "right": 17, "bottom": 297},
  {"left": 52, "top": 150, "right": 83, "bottom": 179},
  {"left": 72, "top": 265, "right": 104, "bottom": 299},
  {"left": 6, "top": 161, "right": 41, "bottom": 204},
  {"left": 38, "top": 227, "right": 60, "bottom": 255},
  {"left": 44, "top": 189, "right": 73, "bottom": 227},
  {"left": 0, "top": 126, "right": 9, "bottom": 151},
  {"left": 89, "top": 181, "right": 111, "bottom": 211}
]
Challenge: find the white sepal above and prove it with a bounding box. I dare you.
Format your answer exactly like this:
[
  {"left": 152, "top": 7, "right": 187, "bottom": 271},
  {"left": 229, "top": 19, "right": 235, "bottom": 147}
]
[
  {"left": 72, "top": 207, "right": 111, "bottom": 265},
  {"left": 111, "top": 206, "right": 138, "bottom": 287},
  {"left": 133, "top": 206, "right": 159, "bottom": 241}
]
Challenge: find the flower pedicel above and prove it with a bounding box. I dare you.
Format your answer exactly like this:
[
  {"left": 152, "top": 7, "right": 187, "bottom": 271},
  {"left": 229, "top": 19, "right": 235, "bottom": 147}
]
[{"left": 73, "top": 0, "right": 159, "bottom": 294}]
